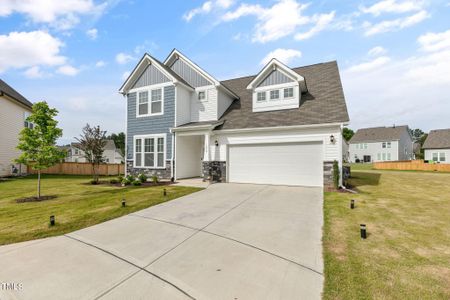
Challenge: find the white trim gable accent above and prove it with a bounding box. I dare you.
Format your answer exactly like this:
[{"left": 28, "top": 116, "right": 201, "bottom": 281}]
[
  {"left": 119, "top": 54, "right": 193, "bottom": 94},
  {"left": 164, "top": 49, "right": 239, "bottom": 99},
  {"left": 246, "top": 58, "right": 307, "bottom": 92}
]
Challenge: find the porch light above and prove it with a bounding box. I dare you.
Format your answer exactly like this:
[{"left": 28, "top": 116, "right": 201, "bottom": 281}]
[
  {"left": 360, "top": 224, "right": 367, "bottom": 239},
  {"left": 350, "top": 199, "right": 355, "bottom": 209},
  {"left": 330, "top": 135, "right": 335, "bottom": 143},
  {"left": 50, "top": 215, "right": 55, "bottom": 226},
  {"left": 215, "top": 140, "right": 219, "bottom": 147}
]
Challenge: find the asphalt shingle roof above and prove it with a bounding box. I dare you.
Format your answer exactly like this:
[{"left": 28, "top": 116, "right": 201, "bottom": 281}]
[
  {"left": 215, "top": 61, "right": 349, "bottom": 130},
  {"left": 349, "top": 126, "right": 409, "bottom": 143},
  {"left": 423, "top": 129, "right": 450, "bottom": 149},
  {"left": 0, "top": 79, "right": 33, "bottom": 108}
]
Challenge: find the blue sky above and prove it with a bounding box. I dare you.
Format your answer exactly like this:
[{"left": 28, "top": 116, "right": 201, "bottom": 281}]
[{"left": 1, "top": 0, "right": 450, "bottom": 144}]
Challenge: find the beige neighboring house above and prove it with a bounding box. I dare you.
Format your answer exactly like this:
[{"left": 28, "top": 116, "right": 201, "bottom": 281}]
[
  {"left": 66, "top": 140, "right": 123, "bottom": 164},
  {"left": 0, "top": 79, "right": 33, "bottom": 177}
]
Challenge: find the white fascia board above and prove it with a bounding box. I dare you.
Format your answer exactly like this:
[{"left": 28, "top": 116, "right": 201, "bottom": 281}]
[
  {"left": 246, "top": 58, "right": 306, "bottom": 92},
  {"left": 119, "top": 54, "right": 179, "bottom": 94},
  {"left": 214, "top": 122, "right": 346, "bottom": 135},
  {"left": 170, "top": 121, "right": 224, "bottom": 133}
]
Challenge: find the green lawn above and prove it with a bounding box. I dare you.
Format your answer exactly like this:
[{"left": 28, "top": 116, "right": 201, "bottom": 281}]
[
  {"left": 323, "top": 169, "right": 450, "bottom": 299},
  {"left": 0, "top": 175, "right": 202, "bottom": 245},
  {"left": 344, "top": 163, "right": 373, "bottom": 171}
]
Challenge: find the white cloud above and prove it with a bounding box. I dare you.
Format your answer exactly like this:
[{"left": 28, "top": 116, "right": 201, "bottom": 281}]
[
  {"left": 183, "top": 0, "right": 234, "bottom": 22},
  {"left": 67, "top": 97, "right": 88, "bottom": 112},
  {"left": 342, "top": 29, "right": 450, "bottom": 131},
  {"left": 0, "top": 31, "right": 66, "bottom": 73},
  {"left": 360, "top": 0, "right": 425, "bottom": 16},
  {"left": 260, "top": 48, "right": 302, "bottom": 65},
  {"left": 346, "top": 56, "right": 391, "bottom": 73},
  {"left": 24, "top": 66, "right": 44, "bottom": 79},
  {"left": 295, "top": 11, "right": 335, "bottom": 40},
  {"left": 221, "top": 0, "right": 336, "bottom": 43},
  {"left": 418, "top": 29, "right": 450, "bottom": 52},
  {"left": 122, "top": 71, "right": 131, "bottom": 81},
  {"left": 368, "top": 46, "right": 388, "bottom": 56},
  {"left": 0, "top": 0, "right": 106, "bottom": 30},
  {"left": 115, "top": 52, "right": 134, "bottom": 65},
  {"left": 57, "top": 65, "right": 79, "bottom": 76},
  {"left": 364, "top": 10, "right": 429, "bottom": 36},
  {"left": 86, "top": 28, "right": 98, "bottom": 40},
  {"left": 95, "top": 60, "right": 106, "bottom": 67}
]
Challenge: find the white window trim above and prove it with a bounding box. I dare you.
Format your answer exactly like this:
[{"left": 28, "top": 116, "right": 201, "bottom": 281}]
[
  {"left": 252, "top": 82, "right": 299, "bottom": 112},
  {"left": 269, "top": 89, "right": 280, "bottom": 101},
  {"left": 133, "top": 133, "right": 167, "bottom": 169},
  {"left": 131, "top": 83, "right": 172, "bottom": 118},
  {"left": 256, "top": 91, "right": 266, "bottom": 102},
  {"left": 283, "top": 87, "right": 294, "bottom": 99},
  {"left": 195, "top": 86, "right": 213, "bottom": 102}
]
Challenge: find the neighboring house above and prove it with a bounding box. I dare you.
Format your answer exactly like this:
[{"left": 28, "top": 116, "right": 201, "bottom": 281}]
[
  {"left": 66, "top": 140, "right": 123, "bottom": 163},
  {"left": 349, "top": 125, "right": 413, "bottom": 163},
  {"left": 0, "top": 79, "right": 33, "bottom": 177},
  {"left": 423, "top": 129, "right": 450, "bottom": 163},
  {"left": 120, "top": 49, "right": 349, "bottom": 188}
]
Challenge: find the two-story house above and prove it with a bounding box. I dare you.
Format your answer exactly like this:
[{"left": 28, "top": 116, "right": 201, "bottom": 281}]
[
  {"left": 120, "top": 49, "right": 349, "bottom": 188},
  {"left": 0, "top": 79, "right": 33, "bottom": 177},
  {"left": 349, "top": 126, "right": 413, "bottom": 163},
  {"left": 423, "top": 129, "right": 450, "bottom": 163},
  {"left": 66, "top": 140, "right": 123, "bottom": 163}
]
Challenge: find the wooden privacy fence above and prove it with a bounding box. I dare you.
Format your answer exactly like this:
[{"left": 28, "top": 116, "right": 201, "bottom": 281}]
[
  {"left": 373, "top": 160, "right": 450, "bottom": 172},
  {"left": 27, "top": 162, "right": 125, "bottom": 176}
]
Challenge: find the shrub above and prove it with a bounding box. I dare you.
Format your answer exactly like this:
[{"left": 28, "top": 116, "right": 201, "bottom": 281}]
[
  {"left": 137, "top": 173, "right": 147, "bottom": 183},
  {"left": 125, "top": 175, "right": 134, "bottom": 182},
  {"left": 132, "top": 180, "right": 141, "bottom": 186},
  {"left": 110, "top": 178, "right": 119, "bottom": 184},
  {"left": 90, "top": 179, "right": 99, "bottom": 185},
  {"left": 151, "top": 175, "right": 159, "bottom": 184},
  {"left": 121, "top": 178, "right": 131, "bottom": 186},
  {"left": 332, "top": 160, "right": 340, "bottom": 189},
  {"left": 118, "top": 175, "right": 124, "bottom": 182}
]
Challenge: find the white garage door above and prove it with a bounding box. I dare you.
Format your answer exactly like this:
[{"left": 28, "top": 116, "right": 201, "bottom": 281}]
[{"left": 228, "top": 142, "right": 323, "bottom": 187}]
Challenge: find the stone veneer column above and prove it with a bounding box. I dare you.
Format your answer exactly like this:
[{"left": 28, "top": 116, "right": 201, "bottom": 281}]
[{"left": 323, "top": 161, "right": 334, "bottom": 189}]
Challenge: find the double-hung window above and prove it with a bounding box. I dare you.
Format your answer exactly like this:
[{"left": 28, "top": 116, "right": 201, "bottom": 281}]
[
  {"left": 382, "top": 142, "right": 386, "bottom": 148},
  {"left": 151, "top": 89, "right": 162, "bottom": 114},
  {"left": 138, "top": 91, "right": 148, "bottom": 115},
  {"left": 137, "top": 88, "right": 163, "bottom": 117},
  {"left": 432, "top": 153, "right": 438, "bottom": 161},
  {"left": 387, "top": 142, "right": 391, "bottom": 148},
  {"left": 134, "top": 135, "right": 165, "bottom": 168},
  {"left": 439, "top": 153, "right": 446, "bottom": 162},
  {"left": 270, "top": 90, "right": 280, "bottom": 100},
  {"left": 198, "top": 91, "right": 206, "bottom": 101},
  {"left": 283, "top": 87, "right": 294, "bottom": 99},
  {"left": 257, "top": 91, "right": 266, "bottom": 102}
]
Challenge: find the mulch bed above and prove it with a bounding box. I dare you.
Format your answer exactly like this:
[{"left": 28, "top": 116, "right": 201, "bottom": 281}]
[
  {"left": 16, "top": 195, "right": 58, "bottom": 203},
  {"left": 83, "top": 180, "right": 174, "bottom": 187}
]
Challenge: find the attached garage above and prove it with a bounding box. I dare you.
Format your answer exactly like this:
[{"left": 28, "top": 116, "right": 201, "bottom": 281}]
[{"left": 228, "top": 142, "right": 323, "bottom": 187}]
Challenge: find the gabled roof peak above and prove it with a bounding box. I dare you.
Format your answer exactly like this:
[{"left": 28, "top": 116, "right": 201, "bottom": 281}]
[{"left": 246, "top": 58, "right": 307, "bottom": 92}]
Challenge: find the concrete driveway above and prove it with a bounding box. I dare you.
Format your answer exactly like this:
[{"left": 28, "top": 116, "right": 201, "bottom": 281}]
[{"left": 0, "top": 184, "right": 324, "bottom": 300}]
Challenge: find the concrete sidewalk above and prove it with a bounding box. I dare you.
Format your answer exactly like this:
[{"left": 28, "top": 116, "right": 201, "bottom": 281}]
[{"left": 0, "top": 183, "right": 323, "bottom": 300}]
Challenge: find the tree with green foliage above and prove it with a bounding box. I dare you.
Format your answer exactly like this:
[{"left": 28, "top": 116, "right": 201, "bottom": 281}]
[
  {"left": 76, "top": 124, "right": 107, "bottom": 183},
  {"left": 409, "top": 128, "right": 425, "bottom": 142},
  {"left": 343, "top": 127, "right": 354, "bottom": 142},
  {"left": 16, "top": 102, "right": 65, "bottom": 199},
  {"left": 332, "top": 160, "right": 340, "bottom": 189},
  {"left": 107, "top": 132, "right": 125, "bottom": 158}
]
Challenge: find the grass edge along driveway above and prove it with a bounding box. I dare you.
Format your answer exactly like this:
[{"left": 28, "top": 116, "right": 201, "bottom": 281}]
[
  {"left": 0, "top": 175, "right": 202, "bottom": 245},
  {"left": 323, "top": 169, "right": 450, "bottom": 299}
]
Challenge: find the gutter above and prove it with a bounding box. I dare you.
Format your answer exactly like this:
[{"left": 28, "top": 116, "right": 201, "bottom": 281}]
[
  {"left": 170, "top": 121, "right": 224, "bottom": 133},
  {"left": 214, "top": 122, "right": 347, "bottom": 134}
]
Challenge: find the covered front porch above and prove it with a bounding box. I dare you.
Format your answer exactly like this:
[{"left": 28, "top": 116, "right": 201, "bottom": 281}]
[{"left": 172, "top": 122, "right": 225, "bottom": 182}]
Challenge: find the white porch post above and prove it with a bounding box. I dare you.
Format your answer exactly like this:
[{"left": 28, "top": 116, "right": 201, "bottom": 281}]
[{"left": 203, "top": 133, "right": 210, "bottom": 162}]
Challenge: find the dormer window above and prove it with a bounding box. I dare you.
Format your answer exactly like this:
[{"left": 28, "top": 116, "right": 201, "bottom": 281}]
[
  {"left": 284, "top": 87, "right": 294, "bottom": 99},
  {"left": 247, "top": 58, "right": 307, "bottom": 113},
  {"left": 270, "top": 90, "right": 280, "bottom": 100},
  {"left": 257, "top": 92, "right": 266, "bottom": 102}
]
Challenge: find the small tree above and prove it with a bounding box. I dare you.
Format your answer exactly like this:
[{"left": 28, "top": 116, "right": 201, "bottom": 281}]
[
  {"left": 343, "top": 127, "right": 354, "bottom": 142},
  {"left": 76, "top": 124, "right": 107, "bottom": 183},
  {"left": 16, "top": 102, "right": 65, "bottom": 199}
]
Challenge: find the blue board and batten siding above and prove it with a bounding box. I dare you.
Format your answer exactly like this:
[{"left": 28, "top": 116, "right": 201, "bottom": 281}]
[
  {"left": 126, "top": 85, "right": 175, "bottom": 161},
  {"left": 133, "top": 64, "right": 170, "bottom": 88},
  {"left": 258, "top": 69, "right": 294, "bottom": 87},
  {"left": 170, "top": 59, "right": 212, "bottom": 88}
]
